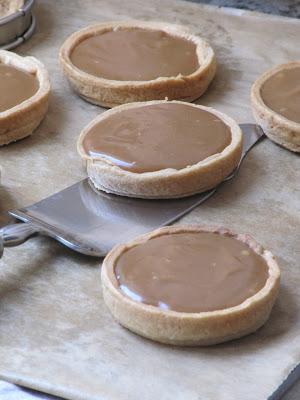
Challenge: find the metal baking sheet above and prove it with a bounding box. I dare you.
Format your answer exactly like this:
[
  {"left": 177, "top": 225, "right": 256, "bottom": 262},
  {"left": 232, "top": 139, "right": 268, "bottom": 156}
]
[{"left": 0, "top": 1, "right": 299, "bottom": 400}]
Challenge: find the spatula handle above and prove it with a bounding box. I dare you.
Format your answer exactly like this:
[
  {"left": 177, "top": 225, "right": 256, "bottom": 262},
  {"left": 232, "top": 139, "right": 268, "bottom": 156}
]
[{"left": 0, "top": 223, "right": 38, "bottom": 258}]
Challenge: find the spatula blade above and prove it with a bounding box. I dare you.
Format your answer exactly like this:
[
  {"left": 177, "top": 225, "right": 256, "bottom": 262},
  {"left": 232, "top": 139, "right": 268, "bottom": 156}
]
[
  {"left": 10, "top": 179, "right": 215, "bottom": 256},
  {"left": 9, "top": 124, "right": 264, "bottom": 257}
]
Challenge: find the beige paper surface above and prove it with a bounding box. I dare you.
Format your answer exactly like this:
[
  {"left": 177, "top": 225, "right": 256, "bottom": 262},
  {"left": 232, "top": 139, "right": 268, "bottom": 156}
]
[{"left": 0, "top": 1, "right": 299, "bottom": 399}]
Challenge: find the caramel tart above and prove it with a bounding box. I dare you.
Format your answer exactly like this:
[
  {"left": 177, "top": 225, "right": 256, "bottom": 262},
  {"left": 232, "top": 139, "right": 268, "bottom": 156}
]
[
  {"left": 102, "top": 225, "right": 280, "bottom": 346},
  {"left": 251, "top": 61, "right": 300, "bottom": 152},
  {"left": 59, "top": 21, "right": 216, "bottom": 108},
  {"left": 78, "top": 100, "right": 243, "bottom": 199},
  {"left": 0, "top": 50, "right": 50, "bottom": 145}
]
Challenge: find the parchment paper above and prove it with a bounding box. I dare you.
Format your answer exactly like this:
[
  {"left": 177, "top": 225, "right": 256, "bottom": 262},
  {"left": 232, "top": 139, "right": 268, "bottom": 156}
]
[{"left": 0, "top": 1, "right": 299, "bottom": 399}]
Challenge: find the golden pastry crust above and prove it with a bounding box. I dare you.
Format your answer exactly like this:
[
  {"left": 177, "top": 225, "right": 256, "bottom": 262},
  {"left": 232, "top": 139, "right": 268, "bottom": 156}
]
[
  {"left": 0, "top": 0, "right": 23, "bottom": 18},
  {"left": 59, "top": 20, "right": 216, "bottom": 108},
  {"left": 78, "top": 100, "right": 243, "bottom": 199},
  {"left": 0, "top": 50, "right": 50, "bottom": 146},
  {"left": 251, "top": 62, "right": 300, "bottom": 153},
  {"left": 102, "top": 225, "right": 280, "bottom": 346}
]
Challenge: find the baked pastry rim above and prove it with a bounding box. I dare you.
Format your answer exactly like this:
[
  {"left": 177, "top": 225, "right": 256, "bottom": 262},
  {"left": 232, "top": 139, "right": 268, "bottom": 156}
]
[
  {"left": 0, "top": 50, "right": 50, "bottom": 119},
  {"left": 60, "top": 20, "right": 215, "bottom": 86},
  {"left": 251, "top": 61, "right": 300, "bottom": 152},
  {"left": 77, "top": 100, "right": 243, "bottom": 199},
  {"left": 101, "top": 225, "right": 280, "bottom": 345},
  {"left": 251, "top": 62, "right": 300, "bottom": 128}
]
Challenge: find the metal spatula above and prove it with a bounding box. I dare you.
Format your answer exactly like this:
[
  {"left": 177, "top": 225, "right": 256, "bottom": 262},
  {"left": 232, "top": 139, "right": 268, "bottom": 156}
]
[{"left": 0, "top": 124, "right": 264, "bottom": 258}]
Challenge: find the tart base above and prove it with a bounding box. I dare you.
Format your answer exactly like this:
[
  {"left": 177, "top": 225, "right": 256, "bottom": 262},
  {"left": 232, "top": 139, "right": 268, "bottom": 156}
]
[
  {"left": 252, "top": 107, "right": 300, "bottom": 153},
  {"left": 78, "top": 92, "right": 203, "bottom": 109},
  {"left": 0, "top": 102, "right": 48, "bottom": 146},
  {"left": 101, "top": 225, "right": 280, "bottom": 346},
  {"left": 87, "top": 159, "right": 234, "bottom": 200}
]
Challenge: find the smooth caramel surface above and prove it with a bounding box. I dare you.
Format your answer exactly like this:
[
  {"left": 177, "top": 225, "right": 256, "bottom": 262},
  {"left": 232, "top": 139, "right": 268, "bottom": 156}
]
[
  {"left": 115, "top": 232, "right": 269, "bottom": 313},
  {"left": 82, "top": 103, "right": 231, "bottom": 173},
  {"left": 260, "top": 66, "right": 300, "bottom": 123},
  {"left": 71, "top": 28, "right": 199, "bottom": 81},
  {"left": 0, "top": 64, "right": 39, "bottom": 113}
]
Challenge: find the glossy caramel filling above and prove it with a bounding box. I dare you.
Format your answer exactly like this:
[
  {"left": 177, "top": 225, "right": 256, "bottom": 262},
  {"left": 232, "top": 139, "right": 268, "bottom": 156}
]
[
  {"left": 82, "top": 103, "right": 232, "bottom": 173},
  {"left": 260, "top": 66, "right": 300, "bottom": 123},
  {"left": 115, "top": 232, "right": 269, "bottom": 313},
  {"left": 70, "top": 28, "right": 199, "bottom": 81},
  {"left": 0, "top": 64, "right": 39, "bottom": 113}
]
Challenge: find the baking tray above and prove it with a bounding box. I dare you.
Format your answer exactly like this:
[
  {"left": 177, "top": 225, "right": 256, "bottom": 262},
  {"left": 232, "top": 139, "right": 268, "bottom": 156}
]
[{"left": 0, "top": 1, "right": 299, "bottom": 400}]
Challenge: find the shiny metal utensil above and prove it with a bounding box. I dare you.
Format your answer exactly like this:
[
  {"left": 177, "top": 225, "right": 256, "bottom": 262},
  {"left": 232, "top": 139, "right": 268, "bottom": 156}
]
[{"left": 0, "top": 124, "right": 264, "bottom": 258}]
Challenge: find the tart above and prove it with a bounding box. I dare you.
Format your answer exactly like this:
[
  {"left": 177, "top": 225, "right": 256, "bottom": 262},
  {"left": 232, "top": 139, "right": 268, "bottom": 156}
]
[
  {"left": 59, "top": 21, "right": 216, "bottom": 108},
  {"left": 251, "top": 61, "right": 300, "bottom": 152},
  {"left": 0, "top": 50, "right": 50, "bottom": 146},
  {"left": 102, "top": 225, "right": 280, "bottom": 346},
  {"left": 77, "top": 100, "right": 243, "bottom": 199},
  {"left": 0, "top": 0, "right": 23, "bottom": 18}
]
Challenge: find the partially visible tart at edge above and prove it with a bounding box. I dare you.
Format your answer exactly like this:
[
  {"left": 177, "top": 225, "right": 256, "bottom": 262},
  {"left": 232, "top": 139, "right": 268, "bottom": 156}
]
[
  {"left": 251, "top": 61, "right": 300, "bottom": 152},
  {"left": 0, "top": 0, "right": 24, "bottom": 19},
  {"left": 77, "top": 100, "right": 243, "bottom": 199},
  {"left": 101, "top": 225, "right": 280, "bottom": 346},
  {"left": 59, "top": 21, "right": 216, "bottom": 107},
  {"left": 0, "top": 50, "right": 50, "bottom": 146}
]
